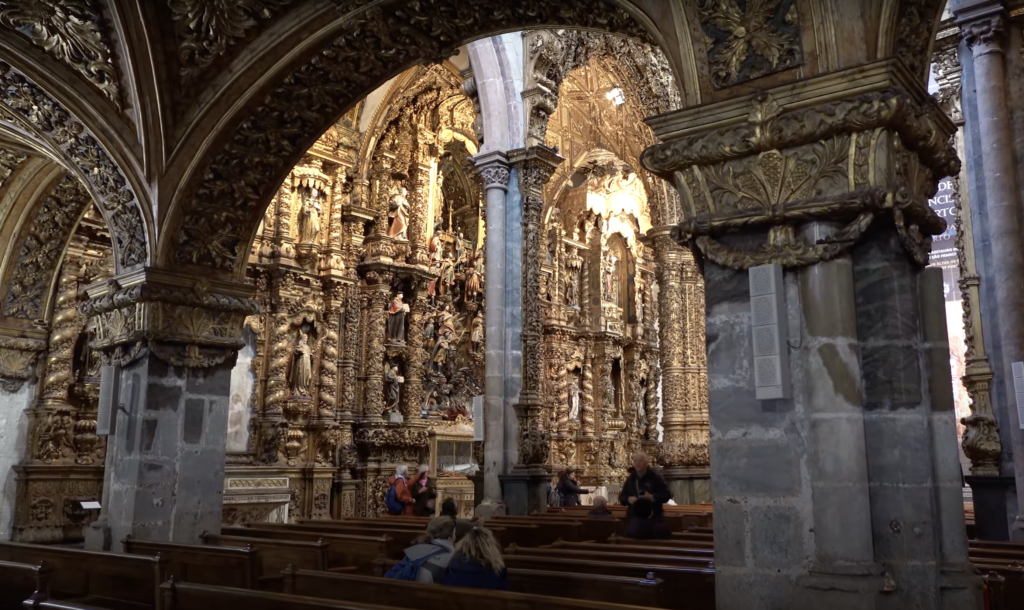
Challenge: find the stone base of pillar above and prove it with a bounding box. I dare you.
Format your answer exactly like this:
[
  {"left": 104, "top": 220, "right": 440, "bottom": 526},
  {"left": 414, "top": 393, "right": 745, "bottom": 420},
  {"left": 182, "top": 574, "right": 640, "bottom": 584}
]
[
  {"left": 966, "top": 475, "right": 1014, "bottom": 541},
  {"left": 664, "top": 465, "right": 711, "bottom": 505},
  {"left": 501, "top": 467, "right": 549, "bottom": 516},
  {"left": 475, "top": 499, "right": 507, "bottom": 519},
  {"left": 84, "top": 515, "right": 112, "bottom": 552}
]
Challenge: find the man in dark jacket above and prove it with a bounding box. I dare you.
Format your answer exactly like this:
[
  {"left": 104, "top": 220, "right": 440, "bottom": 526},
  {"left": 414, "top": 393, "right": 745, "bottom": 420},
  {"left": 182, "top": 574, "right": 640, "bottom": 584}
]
[
  {"left": 619, "top": 452, "right": 671, "bottom": 518},
  {"left": 623, "top": 498, "right": 672, "bottom": 540}
]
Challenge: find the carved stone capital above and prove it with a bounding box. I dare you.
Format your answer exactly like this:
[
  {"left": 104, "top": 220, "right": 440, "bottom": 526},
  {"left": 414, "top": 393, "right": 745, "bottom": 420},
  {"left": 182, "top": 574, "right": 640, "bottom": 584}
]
[
  {"left": 79, "top": 268, "right": 259, "bottom": 366},
  {"left": 472, "top": 151, "right": 511, "bottom": 191},
  {"left": 0, "top": 332, "right": 45, "bottom": 392},
  {"left": 957, "top": 9, "right": 1006, "bottom": 56},
  {"left": 643, "top": 64, "right": 958, "bottom": 269}
]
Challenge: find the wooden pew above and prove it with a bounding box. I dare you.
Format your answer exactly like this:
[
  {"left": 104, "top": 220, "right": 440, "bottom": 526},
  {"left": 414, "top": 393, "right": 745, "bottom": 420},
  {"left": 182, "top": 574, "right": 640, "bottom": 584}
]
[
  {"left": 18, "top": 594, "right": 111, "bottom": 610},
  {"left": 0, "top": 541, "right": 166, "bottom": 610},
  {"left": 123, "top": 538, "right": 259, "bottom": 589},
  {"left": 493, "top": 515, "right": 621, "bottom": 542},
  {"left": 1, "top": 559, "right": 50, "bottom": 609},
  {"left": 505, "top": 544, "right": 713, "bottom": 570},
  {"left": 548, "top": 540, "right": 714, "bottom": 560},
  {"left": 488, "top": 518, "right": 581, "bottom": 544},
  {"left": 282, "top": 567, "right": 660, "bottom": 610},
  {"left": 158, "top": 580, "right": 390, "bottom": 610},
  {"left": 609, "top": 535, "right": 715, "bottom": 550},
  {"left": 200, "top": 533, "right": 330, "bottom": 576},
  {"left": 221, "top": 526, "right": 395, "bottom": 568},
  {"left": 501, "top": 555, "right": 714, "bottom": 610}
]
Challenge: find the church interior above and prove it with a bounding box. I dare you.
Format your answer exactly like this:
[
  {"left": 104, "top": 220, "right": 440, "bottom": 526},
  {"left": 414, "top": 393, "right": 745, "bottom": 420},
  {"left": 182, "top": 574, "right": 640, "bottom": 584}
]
[{"left": 0, "top": 0, "right": 1021, "bottom": 608}]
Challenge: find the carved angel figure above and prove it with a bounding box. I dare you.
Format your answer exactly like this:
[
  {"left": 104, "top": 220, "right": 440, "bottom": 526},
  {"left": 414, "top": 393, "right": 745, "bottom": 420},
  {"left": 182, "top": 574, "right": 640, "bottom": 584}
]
[
  {"left": 299, "top": 188, "right": 322, "bottom": 244},
  {"left": 388, "top": 187, "right": 411, "bottom": 239},
  {"left": 290, "top": 332, "right": 313, "bottom": 396}
]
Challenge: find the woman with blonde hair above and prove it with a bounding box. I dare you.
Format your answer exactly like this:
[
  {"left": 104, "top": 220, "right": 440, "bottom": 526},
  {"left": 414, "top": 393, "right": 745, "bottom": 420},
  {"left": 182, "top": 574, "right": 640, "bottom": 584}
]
[{"left": 441, "top": 526, "right": 507, "bottom": 590}]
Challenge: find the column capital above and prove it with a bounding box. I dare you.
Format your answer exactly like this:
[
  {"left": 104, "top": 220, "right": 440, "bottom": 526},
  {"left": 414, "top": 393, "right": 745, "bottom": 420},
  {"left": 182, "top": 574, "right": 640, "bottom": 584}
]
[
  {"left": 955, "top": 1, "right": 1007, "bottom": 56},
  {"left": 79, "top": 267, "right": 258, "bottom": 367},
  {"left": 471, "top": 150, "right": 511, "bottom": 191},
  {"left": 642, "top": 62, "right": 957, "bottom": 270},
  {"left": 509, "top": 145, "right": 564, "bottom": 201}
]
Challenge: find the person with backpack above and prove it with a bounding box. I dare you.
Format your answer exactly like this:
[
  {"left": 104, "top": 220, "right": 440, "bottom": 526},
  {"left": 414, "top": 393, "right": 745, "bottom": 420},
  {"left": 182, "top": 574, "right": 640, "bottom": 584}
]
[
  {"left": 384, "top": 516, "right": 457, "bottom": 582},
  {"left": 386, "top": 465, "right": 415, "bottom": 516}
]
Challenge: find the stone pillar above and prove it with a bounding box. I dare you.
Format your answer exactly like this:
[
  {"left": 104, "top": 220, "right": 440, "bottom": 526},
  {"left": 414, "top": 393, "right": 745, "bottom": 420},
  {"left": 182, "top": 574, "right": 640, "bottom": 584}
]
[
  {"left": 652, "top": 231, "right": 710, "bottom": 504},
  {"left": 502, "top": 145, "right": 562, "bottom": 516},
  {"left": 472, "top": 150, "right": 510, "bottom": 514},
  {"left": 642, "top": 63, "right": 982, "bottom": 609},
  {"left": 955, "top": 0, "right": 1024, "bottom": 540},
  {"left": 79, "top": 269, "right": 257, "bottom": 546}
]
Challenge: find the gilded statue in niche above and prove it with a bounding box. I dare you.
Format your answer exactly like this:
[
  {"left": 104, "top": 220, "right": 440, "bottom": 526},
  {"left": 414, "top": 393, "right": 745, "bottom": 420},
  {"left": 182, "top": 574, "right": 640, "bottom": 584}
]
[
  {"left": 386, "top": 292, "right": 409, "bottom": 344},
  {"left": 388, "top": 187, "right": 411, "bottom": 239},
  {"left": 470, "top": 310, "right": 484, "bottom": 355},
  {"left": 289, "top": 330, "right": 313, "bottom": 397},
  {"left": 298, "top": 187, "right": 323, "bottom": 245},
  {"left": 385, "top": 363, "right": 404, "bottom": 412},
  {"left": 464, "top": 250, "right": 482, "bottom": 303}
]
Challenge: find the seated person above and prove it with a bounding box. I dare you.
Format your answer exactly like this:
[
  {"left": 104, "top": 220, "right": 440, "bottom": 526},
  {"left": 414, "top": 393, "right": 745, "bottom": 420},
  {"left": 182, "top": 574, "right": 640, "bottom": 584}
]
[
  {"left": 623, "top": 498, "right": 672, "bottom": 540},
  {"left": 587, "top": 496, "right": 616, "bottom": 519},
  {"left": 385, "top": 516, "right": 457, "bottom": 582},
  {"left": 441, "top": 526, "right": 508, "bottom": 590},
  {"left": 440, "top": 497, "right": 474, "bottom": 541}
]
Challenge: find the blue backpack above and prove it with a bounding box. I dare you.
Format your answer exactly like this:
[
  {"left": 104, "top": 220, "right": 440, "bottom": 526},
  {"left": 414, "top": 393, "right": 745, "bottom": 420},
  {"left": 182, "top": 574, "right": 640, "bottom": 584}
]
[
  {"left": 384, "top": 547, "right": 445, "bottom": 581},
  {"left": 385, "top": 481, "right": 405, "bottom": 515}
]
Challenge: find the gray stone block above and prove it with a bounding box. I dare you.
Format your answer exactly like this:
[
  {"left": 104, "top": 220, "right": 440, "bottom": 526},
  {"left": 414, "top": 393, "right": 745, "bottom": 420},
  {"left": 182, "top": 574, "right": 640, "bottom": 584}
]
[
  {"left": 712, "top": 497, "right": 747, "bottom": 567},
  {"left": 809, "top": 483, "right": 874, "bottom": 563},
  {"left": 807, "top": 415, "right": 869, "bottom": 484},
  {"left": 749, "top": 504, "right": 804, "bottom": 568},
  {"left": 186, "top": 367, "right": 231, "bottom": 396},
  {"left": 140, "top": 418, "right": 158, "bottom": 453},
  {"left": 711, "top": 439, "right": 800, "bottom": 496},
  {"left": 860, "top": 344, "right": 922, "bottom": 409},
  {"left": 183, "top": 398, "right": 206, "bottom": 444},
  {"left": 146, "top": 382, "right": 182, "bottom": 412},
  {"left": 863, "top": 413, "right": 934, "bottom": 486}
]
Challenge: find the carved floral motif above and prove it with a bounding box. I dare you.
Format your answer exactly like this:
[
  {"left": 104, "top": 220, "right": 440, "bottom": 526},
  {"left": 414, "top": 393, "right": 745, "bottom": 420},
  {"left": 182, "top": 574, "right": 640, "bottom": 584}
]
[{"left": 697, "top": 0, "right": 802, "bottom": 88}]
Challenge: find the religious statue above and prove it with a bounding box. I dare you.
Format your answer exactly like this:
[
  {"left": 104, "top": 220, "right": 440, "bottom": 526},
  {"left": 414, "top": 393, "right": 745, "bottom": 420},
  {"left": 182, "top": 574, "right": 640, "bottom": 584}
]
[
  {"left": 290, "top": 332, "right": 313, "bottom": 396},
  {"left": 436, "top": 304, "right": 456, "bottom": 336},
  {"left": 565, "top": 272, "right": 577, "bottom": 307},
  {"left": 638, "top": 389, "right": 648, "bottom": 438},
  {"left": 388, "top": 186, "right": 411, "bottom": 239},
  {"left": 386, "top": 292, "right": 409, "bottom": 343},
  {"left": 464, "top": 257, "right": 482, "bottom": 303},
  {"left": 385, "top": 363, "right": 404, "bottom": 412},
  {"left": 455, "top": 231, "right": 466, "bottom": 272},
  {"left": 428, "top": 223, "right": 443, "bottom": 261},
  {"left": 470, "top": 310, "right": 484, "bottom": 354},
  {"left": 604, "top": 256, "right": 617, "bottom": 304},
  {"left": 568, "top": 377, "right": 580, "bottom": 421},
  {"left": 431, "top": 329, "right": 454, "bottom": 372},
  {"left": 440, "top": 254, "right": 455, "bottom": 294},
  {"left": 298, "top": 188, "right": 322, "bottom": 244},
  {"left": 423, "top": 318, "right": 436, "bottom": 345}
]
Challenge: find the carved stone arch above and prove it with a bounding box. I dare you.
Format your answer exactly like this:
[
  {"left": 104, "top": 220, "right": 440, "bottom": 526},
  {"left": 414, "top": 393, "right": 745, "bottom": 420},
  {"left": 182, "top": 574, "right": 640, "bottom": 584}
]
[
  {"left": 159, "top": 0, "right": 662, "bottom": 279},
  {"left": 878, "top": 0, "right": 948, "bottom": 83},
  {"left": 0, "top": 65, "right": 150, "bottom": 272}
]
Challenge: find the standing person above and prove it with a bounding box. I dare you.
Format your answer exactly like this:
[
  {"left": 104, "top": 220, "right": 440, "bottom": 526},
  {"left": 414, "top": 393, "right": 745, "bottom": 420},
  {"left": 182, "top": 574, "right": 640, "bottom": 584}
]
[
  {"left": 557, "top": 468, "right": 589, "bottom": 507},
  {"left": 411, "top": 464, "right": 437, "bottom": 517},
  {"left": 386, "top": 464, "right": 415, "bottom": 515},
  {"left": 441, "top": 526, "right": 508, "bottom": 590},
  {"left": 618, "top": 452, "right": 670, "bottom": 519},
  {"left": 385, "top": 517, "right": 457, "bottom": 582}
]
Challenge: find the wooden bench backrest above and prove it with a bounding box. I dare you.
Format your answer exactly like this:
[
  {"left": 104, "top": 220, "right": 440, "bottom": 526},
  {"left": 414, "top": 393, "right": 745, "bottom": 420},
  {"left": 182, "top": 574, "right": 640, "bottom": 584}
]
[
  {"left": 488, "top": 518, "right": 581, "bottom": 543},
  {"left": 0, "top": 541, "right": 164, "bottom": 610},
  {"left": 609, "top": 536, "right": 715, "bottom": 550},
  {"left": 201, "top": 533, "right": 329, "bottom": 574},
  {"left": 506, "top": 545, "right": 713, "bottom": 569},
  {"left": 492, "top": 516, "right": 621, "bottom": 541},
  {"left": 284, "top": 567, "right": 657, "bottom": 610},
  {"left": 0, "top": 558, "right": 50, "bottom": 610},
  {"left": 549, "top": 540, "right": 714, "bottom": 559},
  {"left": 222, "top": 526, "right": 394, "bottom": 567},
  {"left": 233, "top": 523, "right": 421, "bottom": 553},
  {"left": 159, "top": 580, "right": 393, "bottom": 610},
  {"left": 124, "top": 538, "right": 259, "bottom": 589}
]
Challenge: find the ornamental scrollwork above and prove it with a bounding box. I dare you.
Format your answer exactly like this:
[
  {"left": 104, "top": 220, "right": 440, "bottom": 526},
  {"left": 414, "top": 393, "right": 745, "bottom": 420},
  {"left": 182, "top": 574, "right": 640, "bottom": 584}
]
[
  {"left": 0, "top": 64, "right": 148, "bottom": 269},
  {"left": 0, "top": 0, "right": 120, "bottom": 105},
  {"left": 176, "top": 0, "right": 651, "bottom": 270},
  {"left": 169, "top": 0, "right": 296, "bottom": 86}
]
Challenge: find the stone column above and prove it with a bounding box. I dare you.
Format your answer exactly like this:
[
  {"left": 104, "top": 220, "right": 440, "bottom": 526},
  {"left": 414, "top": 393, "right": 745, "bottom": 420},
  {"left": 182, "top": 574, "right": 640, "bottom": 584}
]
[
  {"left": 502, "top": 145, "right": 562, "bottom": 516},
  {"left": 79, "top": 269, "right": 257, "bottom": 546},
  {"left": 955, "top": 0, "right": 1024, "bottom": 540},
  {"left": 652, "top": 231, "right": 710, "bottom": 504},
  {"left": 642, "top": 63, "right": 981, "bottom": 609},
  {"left": 472, "top": 150, "right": 510, "bottom": 513}
]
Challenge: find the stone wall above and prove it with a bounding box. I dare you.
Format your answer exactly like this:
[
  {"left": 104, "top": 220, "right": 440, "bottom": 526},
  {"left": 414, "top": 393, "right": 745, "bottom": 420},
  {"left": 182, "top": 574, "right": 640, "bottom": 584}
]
[{"left": 0, "top": 384, "right": 32, "bottom": 539}]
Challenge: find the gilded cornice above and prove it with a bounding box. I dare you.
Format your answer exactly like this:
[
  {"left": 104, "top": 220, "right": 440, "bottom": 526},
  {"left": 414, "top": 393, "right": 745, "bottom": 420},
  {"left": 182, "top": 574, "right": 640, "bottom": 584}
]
[{"left": 0, "top": 0, "right": 121, "bottom": 107}]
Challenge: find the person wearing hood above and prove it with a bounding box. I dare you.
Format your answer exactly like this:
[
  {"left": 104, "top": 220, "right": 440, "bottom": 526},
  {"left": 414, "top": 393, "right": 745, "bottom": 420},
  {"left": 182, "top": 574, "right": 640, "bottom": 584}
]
[
  {"left": 410, "top": 464, "right": 437, "bottom": 517},
  {"left": 441, "top": 526, "right": 508, "bottom": 590},
  {"left": 388, "top": 464, "right": 416, "bottom": 515},
  {"left": 388, "top": 516, "right": 457, "bottom": 583},
  {"left": 618, "top": 451, "right": 670, "bottom": 519}
]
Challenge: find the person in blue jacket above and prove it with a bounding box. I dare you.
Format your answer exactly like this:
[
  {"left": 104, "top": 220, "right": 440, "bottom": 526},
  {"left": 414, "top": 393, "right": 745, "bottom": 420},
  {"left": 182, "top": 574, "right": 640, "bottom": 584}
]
[{"left": 441, "top": 526, "right": 507, "bottom": 590}]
